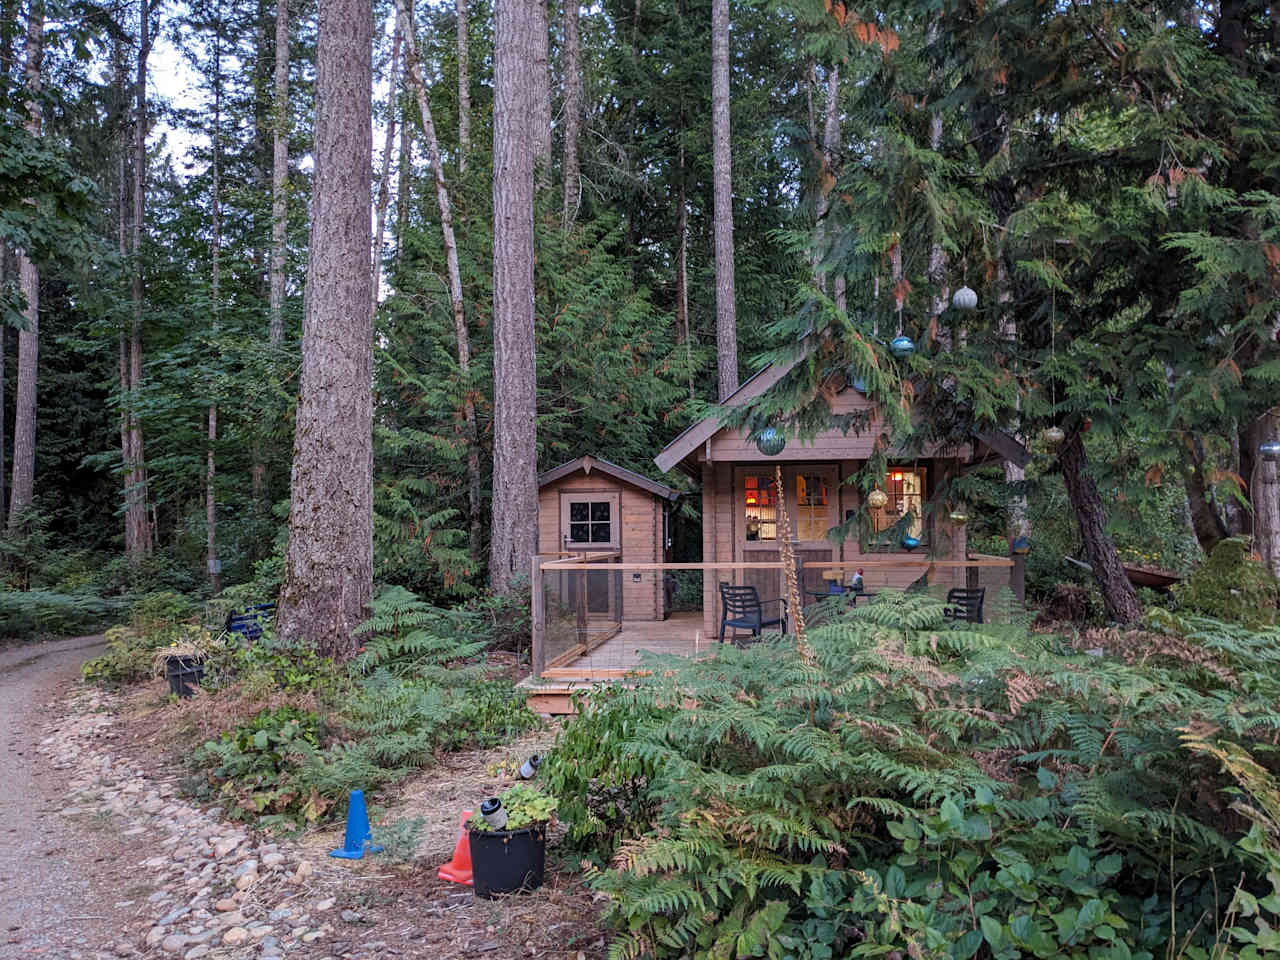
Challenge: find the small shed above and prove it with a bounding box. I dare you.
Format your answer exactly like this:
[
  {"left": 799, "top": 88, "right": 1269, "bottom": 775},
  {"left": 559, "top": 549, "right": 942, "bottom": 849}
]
[{"left": 537, "top": 455, "right": 680, "bottom": 621}]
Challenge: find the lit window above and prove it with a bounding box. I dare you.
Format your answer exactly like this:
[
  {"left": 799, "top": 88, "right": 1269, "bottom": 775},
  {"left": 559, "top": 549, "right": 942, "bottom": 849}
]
[
  {"left": 796, "top": 474, "right": 830, "bottom": 540},
  {"left": 744, "top": 475, "right": 777, "bottom": 541},
  {"left": 870, "top": 468, "right": 925, "bottom": 540}
]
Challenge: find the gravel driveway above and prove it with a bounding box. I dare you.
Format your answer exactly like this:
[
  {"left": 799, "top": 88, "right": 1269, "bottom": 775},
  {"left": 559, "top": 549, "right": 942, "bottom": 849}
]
[{"left": 0, "top": 634, "right": 133, "bottom": 960}]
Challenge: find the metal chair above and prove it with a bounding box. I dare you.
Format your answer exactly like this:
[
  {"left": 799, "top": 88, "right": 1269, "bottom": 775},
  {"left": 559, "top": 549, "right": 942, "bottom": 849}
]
[
  {"left": 718, "top": 582, "right": 786, "bottom": 645},
  {"left": 944, "top": 587, "right": 985, "bottom": 624}
]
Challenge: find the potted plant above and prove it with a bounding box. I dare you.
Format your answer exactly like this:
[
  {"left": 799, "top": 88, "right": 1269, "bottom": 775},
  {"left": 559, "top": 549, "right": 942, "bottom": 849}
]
[
  {"left": 153, "top": 627, "right": 213, "bottom": 699},
  {"left": 467, "top": 783, "right": 557, "bottom": 899}
]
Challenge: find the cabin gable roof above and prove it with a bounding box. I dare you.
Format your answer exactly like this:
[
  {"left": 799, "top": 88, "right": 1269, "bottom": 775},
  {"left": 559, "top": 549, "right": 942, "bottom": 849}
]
[{"left": 538, "top": 454, "right": 680, "bottom": 501}]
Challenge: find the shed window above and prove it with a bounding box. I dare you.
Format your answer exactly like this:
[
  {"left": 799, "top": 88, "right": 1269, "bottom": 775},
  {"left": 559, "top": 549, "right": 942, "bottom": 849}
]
[
  {"left": 562, "top": 494, "right": 619, "bottom": 549},
  {"left": 870, "top": 468, "right": 926, "bottom": 541},
  {"left": 744, "top": 475, "right": 777, "bottom": 542}
]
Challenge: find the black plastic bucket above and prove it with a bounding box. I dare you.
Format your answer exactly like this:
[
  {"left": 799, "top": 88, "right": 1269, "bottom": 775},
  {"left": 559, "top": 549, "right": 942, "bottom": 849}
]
[
  {"left": 165, "top": 657, "right": 205, "bottom": 698},
  {"left": 468, "top": 824, "right": 546, "bottom": 898}
]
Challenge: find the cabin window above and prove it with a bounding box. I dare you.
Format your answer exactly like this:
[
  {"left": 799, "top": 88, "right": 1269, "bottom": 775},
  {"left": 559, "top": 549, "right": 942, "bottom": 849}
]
[
  {"left": 743, "top": 475, "right": 778, "bottom": 541},
  {"left": 561, "top": 493, "right": 619, "bottom": 549},
  {"left": 870, "top": 467, "right": 926, "bottom": 541},
  {"left": 795, "top": 474, "right": 830, "bottom": 541}
]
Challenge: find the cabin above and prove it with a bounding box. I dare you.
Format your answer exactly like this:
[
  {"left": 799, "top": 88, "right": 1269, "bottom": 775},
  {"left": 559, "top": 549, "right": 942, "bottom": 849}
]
[
  {"left": 653, "top": 360, "right": 1024, "bottom": 643},
  {"left": 525, "top": 357, "right": 1027, "bottom": 711},
  {"left": 537, "top": 454, "right": 679, "bottom": 622}
]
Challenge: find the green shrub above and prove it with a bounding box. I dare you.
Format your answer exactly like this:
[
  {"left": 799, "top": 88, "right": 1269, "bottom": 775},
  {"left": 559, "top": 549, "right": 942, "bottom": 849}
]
[
  {"left": 551, "top": 594, "right": 1280, "bottom": 959},
  {"left": 469, "top": 783, "right": 557, "bottom": 832},
  {"left": 1175, "top": 536, "right": 1280, "bottom": 627},
  {"left": 0, "top": 589, "right": 127, "bottom": 640}
]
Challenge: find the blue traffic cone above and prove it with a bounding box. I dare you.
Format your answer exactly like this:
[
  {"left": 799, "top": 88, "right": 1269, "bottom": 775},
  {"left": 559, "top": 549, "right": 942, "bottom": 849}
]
[{"left": 329, "top": 790, "right": 384, "bottom": 860}]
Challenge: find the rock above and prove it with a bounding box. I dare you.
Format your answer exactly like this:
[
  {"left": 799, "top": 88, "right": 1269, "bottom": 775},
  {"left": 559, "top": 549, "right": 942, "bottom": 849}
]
[
  {"left": 267, "top": 908, "right": 292, "bottom": 922},
  {"left": 290, "top": 860, "right": 313, "bottom": 883},
  {"left": 221, "top": 927, "right": 249, "bottom": 947},
  {"left": 233, "top": 859, "right": 258, "bottom": 878},
  {"left": 249, "top": 925, "right": 272, "bottom": 939},
  {"left": 313, "top": 897, "right": 335, "bottom": 912},
  {"left": 301, "top": 930, "right": 324, "bottom": 943},
  {"left": 340, "top": 910, "right": 361, "bottom": 924},
  {"left": 261, "top": 852, "right": 285, "bottom": 868},
  {"left": 214, "top": 899, "right": 237, "bottom": 913},
  {"left": 211, "top": 838, "right": 239, "bottom": 859},
  {"left": 159, "top": 906, "right": 191, "bottom": 925},
  {"left": 160, "top": 935, "right": 187, "bottom": 954},
  {"left": 145, "top": 928, "right": 167, "bottom": 948},
  {"left": 183, "top": 948, "right": 210, "bottom": 960},
  {"left": 234, "top": 871, "right": 258, "bottom": 891}
]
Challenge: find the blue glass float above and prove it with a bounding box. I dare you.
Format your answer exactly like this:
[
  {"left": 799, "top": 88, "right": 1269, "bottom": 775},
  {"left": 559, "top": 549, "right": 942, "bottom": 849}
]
[
  {"left": 890, "top": 335, "right": 915, "bottom": 359},
  {"left": 901, "top": 535, "right": 921, "bottom": 551},
  {"left": 852, "top": 377, "right": 867, "bottom": 394},
  {"left": 1011, "top": 535, "right": 1031, "bottom": 555},
  {"left": 756, "top": 427, "right": 786, "bottom": 456},
  {"left": 1261, "top": 440, "right": 1280, "bottom": 462}
]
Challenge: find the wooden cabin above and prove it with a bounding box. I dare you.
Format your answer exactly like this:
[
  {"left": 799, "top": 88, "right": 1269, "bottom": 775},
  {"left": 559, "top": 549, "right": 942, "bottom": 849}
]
[
  {"left": 654, "top": 359, "right": 1026, "bottom": 642},
  {"left": 537, "top": 455, "right": 680, "bottom": 621}
]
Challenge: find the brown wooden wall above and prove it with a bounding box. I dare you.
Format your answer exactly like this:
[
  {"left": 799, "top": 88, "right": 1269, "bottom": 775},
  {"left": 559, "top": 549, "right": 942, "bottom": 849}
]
[{"left": 538, "top": 471, "right": 665, "bottom": 621}]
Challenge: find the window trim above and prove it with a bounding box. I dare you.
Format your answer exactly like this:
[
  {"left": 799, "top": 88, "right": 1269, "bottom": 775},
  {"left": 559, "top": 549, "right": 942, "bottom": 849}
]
[
  {"left": 560, "top": 492, "right": 620, "bottom": 550},
  {"left": 866, "top": 465, "right": 929, "bottom": 552},
  {"left": 736, "top": 465, "right": 839, "bottom": 548}
]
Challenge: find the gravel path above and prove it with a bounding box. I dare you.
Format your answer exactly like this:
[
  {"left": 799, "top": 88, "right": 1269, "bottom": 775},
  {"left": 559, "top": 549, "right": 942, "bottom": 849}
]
[{"left": 0, "top": 634, "right": 124, "bottom": 960}]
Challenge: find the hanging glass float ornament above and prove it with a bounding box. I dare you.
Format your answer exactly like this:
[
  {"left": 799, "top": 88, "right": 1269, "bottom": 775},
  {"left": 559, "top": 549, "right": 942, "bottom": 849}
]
[
  {"left": 901, "top": 535, "right": 921, "bottom": 551},
  {"left": 1261, "top": 440, "right": 1280, "bottom": 462},
  {"left": 948, "top": 509, "right": 969, "bottom": 527},
  {"left": 1043, "top": 426, "right": 1066, "bottom": 447},
  {"left": 890, "top": 335, "right": 915, "bottom": 359},
  {"left": 755, "top": 427, "right": 786, "bottom": 457},
  {"left": 952, "top": 285, "right": 978, "bottom": 311},
  {"left": 867, "top": 488, "right": 888, "bottom": 510}
]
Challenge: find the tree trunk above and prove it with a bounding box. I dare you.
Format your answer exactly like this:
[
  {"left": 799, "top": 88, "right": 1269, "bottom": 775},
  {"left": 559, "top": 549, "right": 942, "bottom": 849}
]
[
  {"left": 395, "top": 115, "right": 412, "bottom": 264},
  {"left": 531, "top": 0, "right": 551, "bottom": 184},
  {"left": 490, "top": 0, "right": 539, "bottom": 594},
  {"left": 125, "top": 0, "right": 154, "bottom": 561},
  {"left": 1058, "top": 430, "right": 1142, "bottom": 623},
  {"left": 1183, "top": 434, "right": 1227, "bottom": 554},
  {"left": 560, "top": 0, "right": 581, "bottom": 228},
  {"left": 276, "top": 0, "right": 373, "bottom": 658},
  {"left": 814, "top": 63, "right": 839, "bottom": 296},
  {"left": 207, "top": 22, "right": 223, "bottom": 596},
  {"left": 1255, "top": 411, "right": 1280, "bottom": 581},
  {"left": 371, "top": 18, "right": 401, "bottom": 319},
  {"left": 116, "top": 42, "right": 131, "bottom": 553},
  {"left": 456, "top": 0, "right": 470, "bottom": 172},
  {"left": 710, "top": 0, "right": 737, "bottom": 400},
  {"left": 8, "top": 1, "right": 42, "bottom": 531},
  {"left": 268, "top": 0, "right": 288, "bottom": 346},
  {"left": 396, "top": 0, "right": 483, "bottom": 568}
]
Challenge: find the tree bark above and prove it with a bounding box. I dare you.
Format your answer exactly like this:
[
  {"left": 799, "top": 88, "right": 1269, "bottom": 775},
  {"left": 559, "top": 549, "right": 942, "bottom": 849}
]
[
  {"left": 268, "top": 0, "right": 288, "bottom": 346},
  {"left": 1183, "top": 434, "right": 1227, "bottom": 554},
  {"left": 814, "top": 64, "right": 839, "bottom": 297},
  {"left": 207, "top": 21, "right": 223, "bottom": 596},
  {"left": 8, "top": 0, "right": 42, "bottom": 530},
  {"left": 1254, "top": 411, "right": 1280, "bottom": 581},
  {"left": 710, "top": 0, "right": 738, "bottom": 400},
  {"left": 276, "top": 0, "right": 373, "bottom": 658},
  {"left": 456, "top": 0, "right": 470, "bottom": 172},
  {"left": 1058, "top": 430, "right": 1142, "bottom": 623},
  {"left": 125, "top": 0, "right": 155, "bottom": 561},
  {"left": 395, "top": 119, "right": 412, "bottom": 264},
  {"left": 371, "top": 18, "right": 401, "bottom": 319},
  {"left": 396, "top": 0, "right": 483, "bottom": 568},
  {"left": 490, "top": 0, "right": 539, "bottom": 594},
  {"left": 560, "top": 0, "right": 581, "bottom": 228},
  {"left": 531, "top": 0, "right": 551, "bottom": 184}
]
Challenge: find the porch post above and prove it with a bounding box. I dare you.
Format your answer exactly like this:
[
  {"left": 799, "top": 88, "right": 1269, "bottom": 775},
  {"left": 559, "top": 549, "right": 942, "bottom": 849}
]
[
  {"left": 1010, "top": 551, "right": 1026, "bottom": 606},
  {"left": 531, "top": 555, "right": 546, "bottom": 677}
]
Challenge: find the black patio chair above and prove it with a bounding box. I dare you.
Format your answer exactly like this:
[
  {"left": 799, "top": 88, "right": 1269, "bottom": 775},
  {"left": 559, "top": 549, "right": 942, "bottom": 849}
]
[
  {"left": 944, "top": 587, "right": 985, "bottom": 625},
  {"left": 719, "top": 582, "right": 786, "bottom": 646}
]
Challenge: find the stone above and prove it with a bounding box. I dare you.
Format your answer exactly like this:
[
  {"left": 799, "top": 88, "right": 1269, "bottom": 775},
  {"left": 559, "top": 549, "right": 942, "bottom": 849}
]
[
  {"left": 214, "top": 899, "right": 237, "bottom": 913},
  {"left": 340, "top": 910, "right": 361, "bottom": 924},
  {"left": 313, "top": 897, "right": 335, "bottom": 912},
  {"left": 261, "top": 852, "right": 285, "bottom": 868},
  {"left": 145, "top": 928, "right": 167, "bottom": 948},
  {"left": 249, "top": 925, "right": 272, "bottom": 939},
  {"left": 159, "top": 906, "right": 191, "bottom": 926},
  {"left": 234, "top": 871, "right": 258, "bottom": 891},
  {"left": 211, "top": 839, "right": 239, "bottom": 859},
  {"left": 301, "top": 931, "right": 324, "bottom": 943},
  {"left": 221, "top": 927, "right": 249, "bottom": 947},
  {"left": 233, "top": 859, "right": 258, "bottom": 878},
  {"left": 160, "top": 935, "right": 187, "bottom": 954},
  {"left": 290, "top": 860, "right": 313, "bottom": 883},
  {"left": 183, "top": 948, "right": 210, "bottom": 960},
  {"left": 267, "top": 908, "right": 292, "bottom": 922}
]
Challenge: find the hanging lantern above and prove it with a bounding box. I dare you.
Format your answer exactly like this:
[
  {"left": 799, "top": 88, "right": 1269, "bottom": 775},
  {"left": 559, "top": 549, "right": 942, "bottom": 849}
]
[
  {"left": 890, "top": 335, "right": 916, "bottom": 359},
  {"left": 1043, "top": 426, "right": 1065, "bottom": 447},
  {"left": 756, "top": 427, "right": 786, "bottom": 457},
  {"left": 901, "top": 535, "right": 921, "bottom": 551},
  {"left": 949, "top": 509, "right": 969, "bottom": 527},
  {"left": 952, "top": 286, "right": 978, "bottom": 311},
  {"left": 1261, "top": 440, "right": 1280, "bottom": 462},
  {"left": 867, "top": 488, "right": 888, "bottom": 510}
]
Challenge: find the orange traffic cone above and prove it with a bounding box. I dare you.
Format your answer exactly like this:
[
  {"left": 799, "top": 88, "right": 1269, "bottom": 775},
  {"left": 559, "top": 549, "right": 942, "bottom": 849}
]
[{"left": 437, "top": 810, "right": 474, "bottom": 886}]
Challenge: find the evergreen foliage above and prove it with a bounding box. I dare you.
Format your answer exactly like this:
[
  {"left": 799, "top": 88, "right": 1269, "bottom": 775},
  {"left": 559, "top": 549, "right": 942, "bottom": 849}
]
[
  {"left": 1174, "top": 536, "right": 1280, "bottom": 627},
  {"left": 545, "top": 595, "right": 1280, "bottom": 957}
]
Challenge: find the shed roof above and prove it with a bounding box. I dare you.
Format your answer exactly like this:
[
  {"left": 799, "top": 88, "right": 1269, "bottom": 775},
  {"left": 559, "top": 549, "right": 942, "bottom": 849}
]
[
  {"left": 653, "top": 349, "right": 1030, "bottom": 476},
  {"left": 538, "top": 455, "right": 681, "bottom": 501}
]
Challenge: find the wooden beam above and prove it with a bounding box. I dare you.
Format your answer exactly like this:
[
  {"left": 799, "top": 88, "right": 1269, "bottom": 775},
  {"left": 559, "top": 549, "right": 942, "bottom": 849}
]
[{"left": 531, "top": 554, "right": 546, "bottom": 676}]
